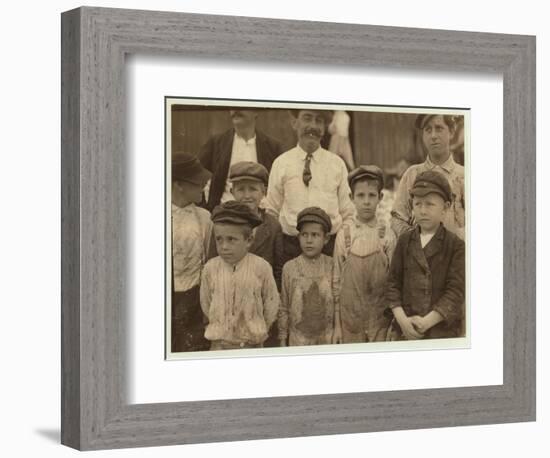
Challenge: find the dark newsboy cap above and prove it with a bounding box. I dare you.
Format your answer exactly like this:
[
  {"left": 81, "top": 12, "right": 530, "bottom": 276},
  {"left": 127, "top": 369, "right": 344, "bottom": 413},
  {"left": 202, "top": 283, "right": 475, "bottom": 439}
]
[
  {"left": 229, "top": 161, "right": 269, "bottom": 186},
  {"left": 172, "top": 151, "right": 211, "bottom": 185},
  {"left": 410, "top": 170, "right": 453, "bottom": 203},
  {"left": 296, "top": 206, "right": 332, "bottom": 233},
  {"left": 347, "top": 165, "right": 384, "bottom": 189},
  {"left": 211, "top": 201, "right": 263, "bottom": 228}
]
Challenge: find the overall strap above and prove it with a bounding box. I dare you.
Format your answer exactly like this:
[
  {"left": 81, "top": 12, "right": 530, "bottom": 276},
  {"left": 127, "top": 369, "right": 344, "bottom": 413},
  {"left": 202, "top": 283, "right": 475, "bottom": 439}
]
[{"left": 343, "top": 224, "right": 352, "bottom": 258}]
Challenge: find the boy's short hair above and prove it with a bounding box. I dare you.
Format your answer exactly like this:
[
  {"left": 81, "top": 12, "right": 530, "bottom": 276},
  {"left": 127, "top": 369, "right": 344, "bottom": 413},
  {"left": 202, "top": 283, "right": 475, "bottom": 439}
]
[
  {"left": 213, "top": 223, "right": 253, "bottom": 239},
  {"left": 409, "top": 170, "right": 453, "bottom": 203},
  {"left": 348, "top": 165, "right": 384, "bottom": 194},
  {"left": 415, "top": 114, "right": 456, "bottom": 132},
  {"left": 296, "top": 206, "right": 332, "bottom": 234},
  {"left": 229, "top": 161, "right": 269, "bottom": 187},
  {"left": 211, "top": 201, "right": 263, "bottom": 228}
]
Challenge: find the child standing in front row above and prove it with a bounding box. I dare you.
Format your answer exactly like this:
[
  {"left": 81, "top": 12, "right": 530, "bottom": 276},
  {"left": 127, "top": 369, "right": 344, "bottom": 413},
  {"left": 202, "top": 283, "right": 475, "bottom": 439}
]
[
  {"left": 278, "top": 207, "right": 336, "bottom": 347},
  {"left": 332, "top": 165, "right": 396, "bottom": 344},
  {"left": 385, "top": 170, "right": 465, "bottom": 340},
  {"left": 200, "top": 201, "right": 280, "bottom": 350}
]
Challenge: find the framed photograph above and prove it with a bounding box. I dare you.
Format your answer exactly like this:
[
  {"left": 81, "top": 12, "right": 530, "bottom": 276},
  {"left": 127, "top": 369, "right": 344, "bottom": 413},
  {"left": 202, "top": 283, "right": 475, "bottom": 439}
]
[
  {"left": 166, "top": 98, "right": 470, "bottom": 360},
  {"left": 61, "top": 6, "right": 535, "bottom": 451}
]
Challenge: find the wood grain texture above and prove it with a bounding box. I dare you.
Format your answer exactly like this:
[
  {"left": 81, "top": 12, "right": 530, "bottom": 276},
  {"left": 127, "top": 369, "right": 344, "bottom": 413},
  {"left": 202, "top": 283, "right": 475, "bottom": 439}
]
[
  {"left": 60, "top": 7, "right": 81, "bottom": 450},
  {"left": 61, "top": 6, "right": 536, "bottom": 450}
]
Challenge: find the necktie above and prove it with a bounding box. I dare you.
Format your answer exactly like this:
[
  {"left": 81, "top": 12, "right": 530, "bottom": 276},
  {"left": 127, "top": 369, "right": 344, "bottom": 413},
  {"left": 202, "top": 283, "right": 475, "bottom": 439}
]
[{"left": 303, "top": 152, "right": 313, "bottom": 186}]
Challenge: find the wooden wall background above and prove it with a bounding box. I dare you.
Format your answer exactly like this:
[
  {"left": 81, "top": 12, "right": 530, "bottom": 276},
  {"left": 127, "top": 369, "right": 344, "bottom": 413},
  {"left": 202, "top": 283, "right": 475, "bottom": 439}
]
[{"left": 171, "top": 105, "right": 464, "bottom": 171}]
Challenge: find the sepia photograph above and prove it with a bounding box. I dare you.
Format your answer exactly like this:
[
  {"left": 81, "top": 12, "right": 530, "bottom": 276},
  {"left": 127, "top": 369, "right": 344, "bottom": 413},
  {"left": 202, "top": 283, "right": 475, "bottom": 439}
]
[{"left": 166, "top": 98, "right": 468, "bottom": 358}]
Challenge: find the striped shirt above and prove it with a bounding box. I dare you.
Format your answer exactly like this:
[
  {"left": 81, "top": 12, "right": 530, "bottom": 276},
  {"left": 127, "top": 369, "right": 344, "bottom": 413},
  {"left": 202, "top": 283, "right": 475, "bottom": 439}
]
[{"left": 200, "top": 253, "right": 279, "bottom": 345}]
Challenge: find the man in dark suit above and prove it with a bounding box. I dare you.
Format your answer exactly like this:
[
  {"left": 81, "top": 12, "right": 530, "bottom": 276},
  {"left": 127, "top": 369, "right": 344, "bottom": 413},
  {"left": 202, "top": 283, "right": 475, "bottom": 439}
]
[{"left": 199, "top": 109, "right": 283, "bottom": 211}]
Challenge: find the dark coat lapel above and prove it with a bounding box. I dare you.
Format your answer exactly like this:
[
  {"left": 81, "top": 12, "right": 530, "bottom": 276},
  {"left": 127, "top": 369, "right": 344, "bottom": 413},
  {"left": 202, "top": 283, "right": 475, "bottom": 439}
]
[
  {"left": 409, "top": 227, "right": 430, "bottom": 273},
  {"left": 207, "top": 129, "right": 234, "bottom": 210},
  {"left": 423, "top": 224, "right": 445, "bottom": 261},
  {"left": 255, "top": 130, "right": 269, "bottom": 166}
]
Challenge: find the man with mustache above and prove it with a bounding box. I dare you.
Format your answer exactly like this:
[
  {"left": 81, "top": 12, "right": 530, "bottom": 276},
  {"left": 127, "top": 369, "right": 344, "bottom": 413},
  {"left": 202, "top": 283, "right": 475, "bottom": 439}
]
[
  {"left": 199, "top": 109, "right": 283, "bottom": 211},
  {"left": 391, "top": 114, "right": 465, "bottom": 239},
  {"left": 265, "top": 109, "right": 355, "bottom": 264}
]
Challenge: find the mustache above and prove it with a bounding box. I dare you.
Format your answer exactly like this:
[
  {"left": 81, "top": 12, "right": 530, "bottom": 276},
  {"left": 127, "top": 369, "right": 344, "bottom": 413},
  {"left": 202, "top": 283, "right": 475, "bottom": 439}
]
[{"left": 303, "top": 127, "right": 322, "bottom": 137}]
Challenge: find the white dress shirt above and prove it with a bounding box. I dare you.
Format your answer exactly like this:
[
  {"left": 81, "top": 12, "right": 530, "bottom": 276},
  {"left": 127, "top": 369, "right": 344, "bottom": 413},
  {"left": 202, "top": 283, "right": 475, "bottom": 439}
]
[{"left": 265, "top": 145, "right": 355, "bottom": 236}]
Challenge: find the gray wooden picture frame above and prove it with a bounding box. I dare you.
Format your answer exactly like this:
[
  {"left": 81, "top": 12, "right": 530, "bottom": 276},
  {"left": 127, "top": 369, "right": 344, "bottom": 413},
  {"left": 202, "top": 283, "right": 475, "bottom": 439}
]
[{"left": 61, "top": 6, "right": 536, "bottom": 451}]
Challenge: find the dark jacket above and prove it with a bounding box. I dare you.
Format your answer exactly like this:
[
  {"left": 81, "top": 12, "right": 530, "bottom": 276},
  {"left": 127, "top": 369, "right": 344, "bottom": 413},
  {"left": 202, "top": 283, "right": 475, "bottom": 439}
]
[
  {"left": 199, "top": 129, "right": 283, "bottom": 211},
  {"left": 208, "top": 210, "right": 284, "bottom": 291},
  {"left": 385, "top": 224, "right": 465, "bottom": 338}
]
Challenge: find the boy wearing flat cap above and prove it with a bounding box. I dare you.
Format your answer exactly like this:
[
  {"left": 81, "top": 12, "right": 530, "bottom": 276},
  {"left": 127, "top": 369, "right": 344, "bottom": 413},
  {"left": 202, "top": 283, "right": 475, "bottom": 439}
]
[
  {"left": 332, "top": 165, "right": 396, "bottom": 344},
  {"left": 208, "top": 161, "right": 284, "bottom": 291},
  {"left": 391, "top": 114, "right": 465, "bottom": 240},
  {"left": 200, "top": 201, "right": 280, "bottom": 350},
  {"left": 385, "top": 170, "right": 465, "bottom": 340},
  {"left": 278, "top": 207, "right": 336, "bottom": 347},
  {"left": 171, "top": 152, "right": 213, "bottom": 352}
]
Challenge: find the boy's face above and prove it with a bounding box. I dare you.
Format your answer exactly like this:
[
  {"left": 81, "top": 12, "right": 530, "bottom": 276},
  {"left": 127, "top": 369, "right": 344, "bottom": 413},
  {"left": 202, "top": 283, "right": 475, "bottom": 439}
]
[
  {"left": 214, "top": 223, "right": 253, "bottom": 265},
  {"left": 352, "top": 179, "right": 381, "bottom": 223},
  {"left": 412, "top": 193, "right": 450, "bottom": 233},
  {"left": 298, "top": 222, "right": 329, "bottom": 259},
  {"left": 173, "top": 180, "right": 204, "bottom": 206},
  {"left": 230, "top": 180, "right": 265, "bottom": 213},
  {"left": 422, "top": 115, "right": 453, "bottom": 163}
]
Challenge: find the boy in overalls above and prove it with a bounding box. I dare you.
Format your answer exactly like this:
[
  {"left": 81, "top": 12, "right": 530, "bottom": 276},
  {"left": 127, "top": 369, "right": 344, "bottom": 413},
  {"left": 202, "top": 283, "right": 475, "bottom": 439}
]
[{"left": 332, "top": 165, "right": 396, "bottom": 343}]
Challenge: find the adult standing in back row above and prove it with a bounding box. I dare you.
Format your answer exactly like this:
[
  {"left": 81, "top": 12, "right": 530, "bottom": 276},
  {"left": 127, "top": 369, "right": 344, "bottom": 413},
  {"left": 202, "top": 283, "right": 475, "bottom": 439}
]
[
  {"left": 199, "top": 109, "right": 283, "bottom": 211},
  {"left": 265, "top": 109, "right": 355, "bottom": 264},
  {"left": 391, "top": 114, "right": 465, "bottom": 240}
]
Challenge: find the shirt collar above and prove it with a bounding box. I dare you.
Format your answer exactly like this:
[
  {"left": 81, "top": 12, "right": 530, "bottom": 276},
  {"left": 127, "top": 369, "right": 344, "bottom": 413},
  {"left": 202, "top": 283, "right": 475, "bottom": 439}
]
[
  {"left": 296, "top": 144, "right": 322, "bottom": 161},
  {"left": 233, "top": 132, "right": 256, "bottom": 146},
  {"left": 353, "top": 214, "right": 377, "bottom": 228},
  {"left": 425, "top": 154, "right": 455, "bottom": 173},
  {"left": 411, "top": 223, "right": 446, "bottom": 240},
  {"left": 172, "top": 203, "right": 194, "bottom": 214},
  {"left": 223, "top": 252, "right": 249, "bottom": 271}
]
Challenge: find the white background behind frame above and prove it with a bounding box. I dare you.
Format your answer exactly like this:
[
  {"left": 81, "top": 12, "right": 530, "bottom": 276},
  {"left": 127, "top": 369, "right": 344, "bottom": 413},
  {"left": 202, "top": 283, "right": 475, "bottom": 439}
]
[
  {"left": 128, "top": 55, "right": 501, "bottom": 404},
  {"left": 2, "top": 0, "right": 546, "bottom": 457}
]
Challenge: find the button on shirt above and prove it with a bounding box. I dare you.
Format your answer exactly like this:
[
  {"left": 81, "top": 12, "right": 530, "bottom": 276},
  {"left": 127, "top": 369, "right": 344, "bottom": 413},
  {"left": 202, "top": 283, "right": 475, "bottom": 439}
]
[
  {"left": 391, "top": 155, "right": 465, "bottom": 239},
  {"left": 171, "top": 203, "right": 212, "bottom": 292},
  {"left": 265, "top": 145, "right": 355, "bottom": 236}
]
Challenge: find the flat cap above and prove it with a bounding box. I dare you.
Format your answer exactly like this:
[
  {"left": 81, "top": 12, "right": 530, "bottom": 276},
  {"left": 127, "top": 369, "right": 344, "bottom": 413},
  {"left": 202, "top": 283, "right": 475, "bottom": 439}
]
[
  {"left": 229, "top": 161, "right": 269, "bottom": 186},
  {"left": 409, "top": 170, "right": 453, "bottom": 203},
  {"left": 347, "top": 165, "right": 384, "bottom": 189},
  {"left": 296, "top": 206, "right": 332, "bottom": 233},
  {"left": 211, "top": 201, "right": 263, "bottom": 228},
  {"left": 172, "top": 151, "right": 211, "bottom": 185}
]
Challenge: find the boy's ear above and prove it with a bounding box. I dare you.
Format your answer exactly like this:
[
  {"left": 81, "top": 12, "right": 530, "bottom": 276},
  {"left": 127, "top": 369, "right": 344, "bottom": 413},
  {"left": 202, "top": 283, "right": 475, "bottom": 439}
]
[
  {"left": 323, "top": 232, "right": 331, "bottom": 246},
  {"left": 444, "top": 201, "right": 452, "bottom": 210}
]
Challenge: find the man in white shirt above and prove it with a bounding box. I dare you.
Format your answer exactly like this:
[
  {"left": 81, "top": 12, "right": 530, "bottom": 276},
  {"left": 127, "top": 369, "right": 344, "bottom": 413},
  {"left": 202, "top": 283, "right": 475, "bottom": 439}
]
[
  {"left": 199, "top": 109, "right": 283, "bottom": 211},
  {"left": 265, "top": 109, "right": 355, "bottom": 263}
]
